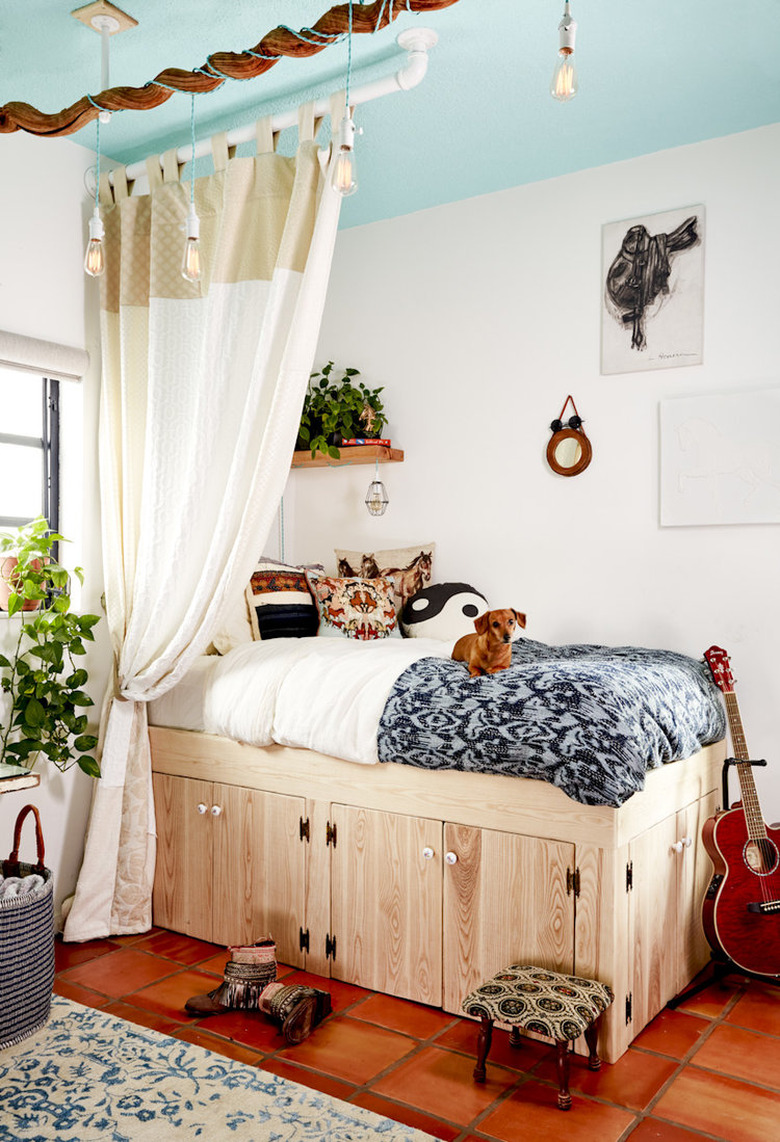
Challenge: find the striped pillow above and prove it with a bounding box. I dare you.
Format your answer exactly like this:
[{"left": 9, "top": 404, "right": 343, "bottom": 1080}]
[{"left": 245, "top": 560, "right": 323, "bottom": 640}]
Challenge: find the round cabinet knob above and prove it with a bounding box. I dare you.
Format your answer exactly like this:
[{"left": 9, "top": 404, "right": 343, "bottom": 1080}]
[
  {"left": 196, "top": 803, "right": 208, "bottom": 815},
  {"left": 444, "top": 851, "right": 458, "bottom": 865},
  {"left": 682, "top": 836, "right": 693, "bottom": 849},
  {"left": 672, "top": 840, "right": 684, "bottom": 853},
  {"left": 422, "top": 847, "right": 435, "bottom": 861},
  {"left": 210, "top": 805, "right": 223, "bottom": 817}
]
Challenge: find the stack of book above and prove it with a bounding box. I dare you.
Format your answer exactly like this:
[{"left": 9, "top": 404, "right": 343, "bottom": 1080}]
[{"left": 340, "top": 438, "right": 391, "bottom": 446}]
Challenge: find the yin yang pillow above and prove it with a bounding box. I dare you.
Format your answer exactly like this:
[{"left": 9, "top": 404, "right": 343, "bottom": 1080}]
[{"left": 400, "top": 582, "right": 488, "bottom": 641}]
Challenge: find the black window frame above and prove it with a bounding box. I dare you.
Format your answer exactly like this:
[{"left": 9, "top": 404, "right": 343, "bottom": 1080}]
[{"left": 0, "top": 374, "right": 60, "bottom": 535}]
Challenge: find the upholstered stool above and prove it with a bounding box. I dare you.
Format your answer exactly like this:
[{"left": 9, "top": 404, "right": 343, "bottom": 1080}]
[{"left": 462, "top": 964, "right": 614, "bottom": 1111}]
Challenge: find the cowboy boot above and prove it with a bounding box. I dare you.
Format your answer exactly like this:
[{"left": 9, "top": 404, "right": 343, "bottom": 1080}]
[
  {"left": 185, "top": 937, "right": 277, "bottom": 1016},
  {"left": 258, "top": 981, "right": 333, "bottom": 1045}
]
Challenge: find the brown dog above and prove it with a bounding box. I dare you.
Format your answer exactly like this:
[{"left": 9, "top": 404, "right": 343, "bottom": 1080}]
[{"left": 451, "top": 609, "right": 526, "bottom": 677}]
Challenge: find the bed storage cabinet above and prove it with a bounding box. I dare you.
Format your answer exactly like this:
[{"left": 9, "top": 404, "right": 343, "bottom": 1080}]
[{"left": 150, "top": 726, "right": 725, "bottom": 1063}]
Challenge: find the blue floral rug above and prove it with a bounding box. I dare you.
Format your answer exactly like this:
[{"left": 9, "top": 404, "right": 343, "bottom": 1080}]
[{"left": 0, "top": 997, "right": 438, "bottom": 1141}]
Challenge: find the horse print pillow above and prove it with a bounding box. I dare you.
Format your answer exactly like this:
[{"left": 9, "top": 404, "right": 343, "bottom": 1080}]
[
  {"left": 333, "top": 543, "right": 435, "bottom": 613},
  {"left": 306, "top": 573, "right": 401, "bottom": 640}
]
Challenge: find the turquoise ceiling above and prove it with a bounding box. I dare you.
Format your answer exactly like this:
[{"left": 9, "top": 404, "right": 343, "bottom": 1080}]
[{"left": 1, "top": 1, "right": 778, "bottom": 228}]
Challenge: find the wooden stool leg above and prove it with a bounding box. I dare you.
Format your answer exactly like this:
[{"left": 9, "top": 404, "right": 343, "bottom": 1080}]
[
  {"left": 584, "top": 1019, "right": 601, "bottom": 1071},
  {"left": 473, "top": 1015, "right": 493, "bottom": 1083},
  {"left": 555, "top": 1040, "right": 572, "bottom": 1111},
  {"left": 509, "top": 1025, "right": 522, "bottom": 1048}
]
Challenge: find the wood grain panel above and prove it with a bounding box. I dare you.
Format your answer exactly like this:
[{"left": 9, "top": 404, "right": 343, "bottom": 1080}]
[
  {"left": 442, "top": 823, "right": 574, "bottom": 1014},
  {"left": 152, "top": 773, "right": 213, "bottom": 940},
  {"left": 676, "top": 789, "right": 720, "bottom": 989},
  {"left": 303, "top": 797, "right": 331, "bottom": 976},
  {"left": 212, "top": 784, "right": 306, "bottom": 963},
  {"left": 330, "top": 805, "right": 442, "bottom": 1005},
  {"left": 628, "top": 814, "right": 680, "bottom": 1034}
]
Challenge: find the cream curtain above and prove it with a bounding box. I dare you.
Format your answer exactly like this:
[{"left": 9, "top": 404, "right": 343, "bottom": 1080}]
[{"left": 64, "top": 103, "right": 342, "bottom": 941}]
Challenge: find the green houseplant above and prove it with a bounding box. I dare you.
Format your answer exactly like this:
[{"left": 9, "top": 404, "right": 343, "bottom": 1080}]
[
  {"left": 297, "top": 362, "right": 386, "bottom": 460},
  {"left": 0, "top": 517, "right": 101, "bottom": 777}
]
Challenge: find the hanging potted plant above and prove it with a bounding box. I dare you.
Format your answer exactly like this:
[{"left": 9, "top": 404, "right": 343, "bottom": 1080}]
[
  {"left": 0, "top": 517, "right": 101, "bottom": 778},
  {"left": 297, "top": 362, "right": 386, "bottom": 459}
]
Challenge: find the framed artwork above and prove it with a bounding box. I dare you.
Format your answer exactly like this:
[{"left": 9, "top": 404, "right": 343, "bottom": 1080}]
[
  {"left": 660, "top": 387, "right": 780, "bottom": 526},
  {"left": 601, "top": 205, "right": 705, "bottom": 375}
]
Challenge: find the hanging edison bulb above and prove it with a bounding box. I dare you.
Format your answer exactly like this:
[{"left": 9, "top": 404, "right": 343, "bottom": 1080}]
[
  {"left": 551, "top": 2, "right": 578, "bottom": 102},
  {"left": 84, "top": 206, "right": 105, "bottom": 278},
  {"left": 330, "top": 114, "right": 358, "bottom": 197},
  {"left": 365, "top": 479, "right": 389, "bottom": 516},
  {"left": 181, "top": 206, "right": 202, "bottom": 283}
]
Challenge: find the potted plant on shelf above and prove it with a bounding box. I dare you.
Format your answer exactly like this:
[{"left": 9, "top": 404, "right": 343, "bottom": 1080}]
[
  {"left": 297, "top": 362, "right": 387, "bottom": 460},
  {"left": 0, "top": 517, "right": 101, "bottom": 778}
]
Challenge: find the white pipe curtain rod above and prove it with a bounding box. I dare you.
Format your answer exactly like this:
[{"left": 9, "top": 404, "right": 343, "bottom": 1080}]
[{"left": 115, "top": 28, "right": 438, "bottom": 188}]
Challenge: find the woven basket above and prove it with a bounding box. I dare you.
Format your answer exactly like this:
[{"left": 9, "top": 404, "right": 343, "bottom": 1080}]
[{"left": 0, "top": 804, "right": 55, "bottom": 1050}]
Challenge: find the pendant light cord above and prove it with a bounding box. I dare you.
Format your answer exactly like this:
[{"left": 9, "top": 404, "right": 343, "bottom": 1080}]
[{"left": 189, "top": 93, "right": 196, "bottom": 206}]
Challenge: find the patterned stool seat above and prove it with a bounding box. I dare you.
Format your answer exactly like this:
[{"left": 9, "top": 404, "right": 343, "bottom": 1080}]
[{"left": 462, "top": 965, "right": 614, "bottom": 1111}]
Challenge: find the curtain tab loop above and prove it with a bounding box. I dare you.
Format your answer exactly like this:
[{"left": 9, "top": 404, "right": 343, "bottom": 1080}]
[
  {"left": 98, "top": 170, "right": 115, "bottom": 206},
  {"left": 161, "top": 148, "right": 181, "bottom": 183},
  {"left": 298, "top": 101, "right": 315, "bottom": 143},
  {"left": 329, "top": 91, "right": 347, "bottom": 139},
  {"left": 211, "top": 131, "right": 236, "bottom": 171},
  {"left": 256, "top": 116, "right": 276, "bottom": 155},
  {"left": 145, "top": 155, "right": 163, "bottom": 189}
]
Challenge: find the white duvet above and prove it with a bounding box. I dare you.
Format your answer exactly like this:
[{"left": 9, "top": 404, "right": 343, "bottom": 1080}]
[{"left": 149, "top": 636, "right": 454, "bottom": 765}]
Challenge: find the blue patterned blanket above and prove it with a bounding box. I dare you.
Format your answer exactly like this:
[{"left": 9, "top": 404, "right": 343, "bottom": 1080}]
[{"left": 377, "top": 639, "right": 725, "bottom": 807}]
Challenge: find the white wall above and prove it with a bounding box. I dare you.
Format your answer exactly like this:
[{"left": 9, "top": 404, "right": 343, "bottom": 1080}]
[
  {"left": 290, "top": 124, "right": 780, "bottom": 819},
  {"left": 0, "top": 130, "right": 109, "bottom": 920}
]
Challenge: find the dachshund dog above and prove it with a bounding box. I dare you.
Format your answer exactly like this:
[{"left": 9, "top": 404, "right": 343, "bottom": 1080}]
[{"left": 451, "top": 609, "right": 526, "bottom": 678}]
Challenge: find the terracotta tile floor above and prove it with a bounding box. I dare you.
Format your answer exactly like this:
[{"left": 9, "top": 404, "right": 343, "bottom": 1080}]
[{"left": 54, "top": 931, "right": 780, "bottom": 1142}]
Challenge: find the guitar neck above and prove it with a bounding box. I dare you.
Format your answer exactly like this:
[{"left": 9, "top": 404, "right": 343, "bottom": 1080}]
[{"left": 724, "top": 690, "right": 766, "bottom": 841}]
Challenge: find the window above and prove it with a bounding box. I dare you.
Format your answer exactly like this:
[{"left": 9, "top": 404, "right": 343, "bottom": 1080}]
[{"left": 0, "top": 365, "right": 59, "bottom": 532}]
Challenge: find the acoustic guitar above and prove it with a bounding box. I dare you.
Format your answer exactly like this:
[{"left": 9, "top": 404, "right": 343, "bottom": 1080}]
[{"left": 701, "top": 646, "right": 780, "bottom": 977}]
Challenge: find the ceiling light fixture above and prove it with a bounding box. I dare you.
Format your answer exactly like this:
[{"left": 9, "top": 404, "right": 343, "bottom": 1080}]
[
  {"left": 84, "top": 115, "right": 105, "bottom": 277},
  {"left": 71, "top": 2, "right": 138, "bottom": 123},
  {"left": 551, "top": 1, "right": 578, "bottom": 102},
  {"left": 181, "top": 95, "right": 202, "bottom": 283},
  {"left": 331, "top": 0, "right": 360, "bottom": 197}
]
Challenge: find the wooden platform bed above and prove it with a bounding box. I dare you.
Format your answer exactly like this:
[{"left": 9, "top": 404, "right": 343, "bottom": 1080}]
[{"left": 150, "top": 726, "right": 725, "bottom": 1062}]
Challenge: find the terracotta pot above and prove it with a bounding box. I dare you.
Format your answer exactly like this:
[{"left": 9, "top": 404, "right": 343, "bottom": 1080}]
[{"left": 0, "top": 556, "right": 41, "bottom": 612}]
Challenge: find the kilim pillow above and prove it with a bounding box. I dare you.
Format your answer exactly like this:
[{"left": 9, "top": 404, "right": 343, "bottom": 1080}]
[
  {"left": 333, "top": 543, "right": 435, "bottom": 612},
  {"left": 245, "top": 559, "right": 324, "bottom": 640},
  {"left": 306, "top": 573, "right": 401, "bottom": 640}
]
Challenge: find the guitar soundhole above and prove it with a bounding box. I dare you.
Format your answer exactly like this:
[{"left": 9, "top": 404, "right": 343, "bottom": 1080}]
[{"left": 743, "top": 838, "right": 779, "bottom": 876}]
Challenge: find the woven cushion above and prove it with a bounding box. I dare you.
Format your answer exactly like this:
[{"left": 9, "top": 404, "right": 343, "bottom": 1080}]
[
  {"left": 462, "top": 965, "right": 613, "bottom": 1042},
  {"left": 245, "top": 559, "right": 324, "bottom": 640},
  {"left": 307, "top": 573, "right": 401, "bottom": 640}
]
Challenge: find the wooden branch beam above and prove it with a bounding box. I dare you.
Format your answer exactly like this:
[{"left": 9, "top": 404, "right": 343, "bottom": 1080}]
[{"left": 0, "top": 0, "right": 461, "bottom": 138}]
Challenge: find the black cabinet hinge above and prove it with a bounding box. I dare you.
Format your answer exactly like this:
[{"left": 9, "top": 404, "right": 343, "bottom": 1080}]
[
  {"left": 299, "top": 816, "right": 310, "bottom": 842},
  {"left": 326, "top": 822, "right": 338, "bottom": 848},
  {"left": 625, "top": 993, "right": 633, "bottom": 1024},
  {"left": 299, "top": 927, "right": 310, "bottom": 953},
  {"left": 325, "top": 933, "right": 337, "bottom": 961},
  {"left": 566, "top": 866, "right": 581, "bottom": 898},
  {"left": 626, "top": 861, "right": 633, "bottom": 892}
]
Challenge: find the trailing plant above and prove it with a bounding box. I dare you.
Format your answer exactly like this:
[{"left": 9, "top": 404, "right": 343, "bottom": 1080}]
[
  {"left": 297, "top": 362, "right": 386, "bottom": 459},
  {"left": 0, "top": 517, "right": 101, "bottom": 777}
]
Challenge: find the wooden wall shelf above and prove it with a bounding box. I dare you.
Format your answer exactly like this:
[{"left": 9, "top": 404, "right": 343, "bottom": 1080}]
[{"left": 291, "top": 444, "right": 404, "bottom": 469}]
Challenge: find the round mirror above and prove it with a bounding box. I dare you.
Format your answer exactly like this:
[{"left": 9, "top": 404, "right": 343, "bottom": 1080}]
[{"left": 546, "top": 427, "right": 592, "bottom": 477}]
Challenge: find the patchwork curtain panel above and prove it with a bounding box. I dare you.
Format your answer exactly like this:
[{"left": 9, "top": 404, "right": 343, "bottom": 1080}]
[{"left": 64, "top": 102, "right": 343, "bottom": 941}]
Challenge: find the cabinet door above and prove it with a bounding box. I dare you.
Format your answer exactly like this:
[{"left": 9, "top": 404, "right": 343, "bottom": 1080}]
[
  {"left": 152, "top": 773, "right": 214, "bottom": 941},
  {"left": 627, "top": 814, "right": 680, "bottom": 1033},
  {"left": 676, "top": 789, "right": 719, "bottom": 991},
  {"left": 212, "top": 784, "right": 307, "bottom": 965},
  {"left": 443, "top": 823, "right": 575, "bottom": 1014},
  {"left": 330, "top": 805, "right": 442, "bottom": 1005}
]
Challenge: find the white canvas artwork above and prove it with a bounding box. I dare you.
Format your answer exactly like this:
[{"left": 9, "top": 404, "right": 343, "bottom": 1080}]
[
  {"left": 601, "top": 205, "right": 705, "bottom": 375},
  {"left": 660, "top": 388, "right": 780, "bottom": 526}
]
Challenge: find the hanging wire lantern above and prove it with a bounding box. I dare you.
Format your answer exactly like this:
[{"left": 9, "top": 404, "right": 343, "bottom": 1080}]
[{"left": 365, "top": 460, "right": 389, "bottom": 516}]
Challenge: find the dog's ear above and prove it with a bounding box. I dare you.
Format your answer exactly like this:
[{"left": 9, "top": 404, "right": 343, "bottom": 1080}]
[
  {"left": 513, "top": 610, "right": 527, "bottom": 628},
  {"left": 474, "top": 612, "right": 489, "bottom": 635}
]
